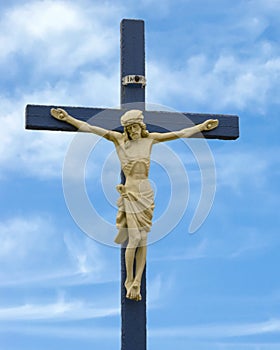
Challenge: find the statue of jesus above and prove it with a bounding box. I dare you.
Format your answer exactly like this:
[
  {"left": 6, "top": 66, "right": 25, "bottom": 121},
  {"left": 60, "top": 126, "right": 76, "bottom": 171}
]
[{"left": 51, "top": 108, "right": 219, "bottom": 301}]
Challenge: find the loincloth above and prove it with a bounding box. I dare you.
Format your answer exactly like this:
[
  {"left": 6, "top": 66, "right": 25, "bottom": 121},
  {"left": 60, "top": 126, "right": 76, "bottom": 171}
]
[{"left": 114, "top": 185, "right": 155, "bottom": 244}]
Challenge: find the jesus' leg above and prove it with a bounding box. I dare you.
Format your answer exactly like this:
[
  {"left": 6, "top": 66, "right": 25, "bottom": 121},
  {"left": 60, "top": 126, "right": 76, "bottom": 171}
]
[
  {"left": 128, "top": 231, "right": 147, "bottom": 301},
  {"left": 125, "top": 246, "right": 136, "bottom": 294},
  {"left": 125, "top": 225, "right": 141, "bottom": 299}
]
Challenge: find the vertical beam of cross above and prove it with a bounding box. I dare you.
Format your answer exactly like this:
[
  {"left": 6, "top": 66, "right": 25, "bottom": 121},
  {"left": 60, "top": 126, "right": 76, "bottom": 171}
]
[{"left": 120, "top": 19, "right": 147, "bottom": 350}]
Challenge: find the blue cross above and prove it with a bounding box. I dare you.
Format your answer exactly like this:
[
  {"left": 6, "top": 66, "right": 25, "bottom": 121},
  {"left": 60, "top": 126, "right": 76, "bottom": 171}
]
[{"left": 26, "top": 19, "right": 239, "bottom": 350}]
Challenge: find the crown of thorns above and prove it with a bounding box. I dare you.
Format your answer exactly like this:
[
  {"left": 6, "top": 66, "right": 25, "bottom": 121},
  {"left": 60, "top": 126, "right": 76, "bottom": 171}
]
[{"left": 120, "top": 110, "right": 144, "bottom": 127}]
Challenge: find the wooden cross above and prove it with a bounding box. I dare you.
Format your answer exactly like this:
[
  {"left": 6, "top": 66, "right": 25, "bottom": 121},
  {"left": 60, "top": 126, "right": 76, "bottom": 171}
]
[{"left": 25, "top": 19, "right": 239, "bottom": 350}]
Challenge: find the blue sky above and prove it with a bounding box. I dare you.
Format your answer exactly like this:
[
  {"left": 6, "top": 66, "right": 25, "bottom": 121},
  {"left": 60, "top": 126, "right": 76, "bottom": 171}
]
[{"left": 0, "top": 0, "right": 280, "bottom": 349}]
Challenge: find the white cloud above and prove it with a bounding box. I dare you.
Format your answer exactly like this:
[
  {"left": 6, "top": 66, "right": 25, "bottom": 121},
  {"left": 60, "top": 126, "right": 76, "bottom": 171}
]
[
  {"left": 147, "top": 273, "right": 173, "bottom": 306},
  {"left": 249, "top": 0, "right": 280, "bottom": 16},
  {"left": 0, "top": 298, "right": 119, "bottom": 321},
  {"left": 0, "top": 79, "right": 119, "bottom": 180},
  {"left": 1, "top": 1, "right": 279, "bottom": 183},
  {"left": 150, "top": 318, "right": 280, "bottom": 338},
  {"left": 0, "top": 324, "right": 118, "bottom": 340},
  {"left": 63, "top": 229, "right": 105, "bottom": 276},
  {"left": 0, "top": 89, "right": 71, "bottom": 179},
  {"left": 215, "top": 147, "right": 279, "bottom": 192},
  {"left": 151, "top": 224, "right": 275, "bottom": 262},
  {"left": 142, "top": 3, "right": 280, "bottom": 112},
  {"left": 151, "top": 237, "right": 208, "bottom": 262},
  {"left": 0, "top": 215, "right": 108, "bottom": 286},
  {"left": 0, "top": 216, "right": 56, "bottom": 261},
  {"left": 148, "top": 53, "right": 280, "bottom": 113},
  {"left": 0, "top": 2, "right": 123, "bottom": 181},
  {"left": 136, "top": 0, "right": 176, "bottom": 17},
  {"left": 0, "top": 1, "right": 122, "bottom": 74},
  {"left": 3, "top": 315, "right": 279, "bottom": 342}
]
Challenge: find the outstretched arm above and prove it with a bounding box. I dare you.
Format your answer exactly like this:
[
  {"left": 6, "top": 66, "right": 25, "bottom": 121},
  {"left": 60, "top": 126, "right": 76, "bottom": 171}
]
[
  {"left": 150, "top": 119, "right": 219, "bottom": 143},
  {"left": 51, "top": 108, "right": 122, "bottom": 143}
]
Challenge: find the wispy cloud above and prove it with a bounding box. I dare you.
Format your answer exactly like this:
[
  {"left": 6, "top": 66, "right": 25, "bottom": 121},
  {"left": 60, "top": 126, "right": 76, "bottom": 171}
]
[
  {"left": 0, "top": 324, "right": 119, "bottom": 340},
  {"left": 0, "top": 215, "right": 111, "bottom": 287},
  {"left": 215, "top": 342, "right": 280, "bottom": 350},
  {"left": 2, "top": 315, "right": 280, "bottom": 343},
  {"left": 148, "top": 53, "right": 280, "bottom": 113},
  {"left": 143, "top": 0, "right": 280, "bottom": 114},
  {"left": 0, "top": 1, "right": 123, "bottom": 180},
  {"left": 1, "top": 0, "right": 279, "bottom": 182},
  {"left": 0, "top": 298, "right": 119, "bottom": 321},
  {"left": 151, "top": 224, "right": 276, "bottom": 262},
  {"left": 150, "top": 318, "right": 280, "bottom": 338},
  {"left": 0, "top": 1, "right": 122, "bottom": 108},
  {"left": 215, "top": 148, "right": 273, "bottom": 192},
  {"left": 0, "top": 95, "right": 73, "bottom": 179},
  {"left": 147, "top": 273, "right": 174, "bottom": 306},
  {"left": 151, "top": 238, "right": 208, "bottom": 262},
  {"left": 0, "top": 1, "right": 122, "bottom": 72},
  {"left": 0, "top": 89, "right": 119, "bottom": 180},
  {"left": 212, "top": 144, "right": 279, "bottom": 201}
]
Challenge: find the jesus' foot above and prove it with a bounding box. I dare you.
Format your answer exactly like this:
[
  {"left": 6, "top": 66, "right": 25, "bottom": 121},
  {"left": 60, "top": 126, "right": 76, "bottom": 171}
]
[
  {"left": 127, "top": 280, "right": 142, "bottom": 301},
  {"left": 125, "top": 279, "right": 133, "bottom": 296}
]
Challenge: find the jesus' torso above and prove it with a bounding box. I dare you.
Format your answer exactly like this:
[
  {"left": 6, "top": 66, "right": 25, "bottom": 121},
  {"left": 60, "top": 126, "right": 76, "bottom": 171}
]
[{"left": 115, "top": 137, "right": 154, "bottom": 193}]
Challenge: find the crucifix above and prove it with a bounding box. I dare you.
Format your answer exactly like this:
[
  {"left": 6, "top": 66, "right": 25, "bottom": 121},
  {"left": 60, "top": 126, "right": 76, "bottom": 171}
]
[{"left": 26, "top": 19, "right": 239, "bottom": 350}]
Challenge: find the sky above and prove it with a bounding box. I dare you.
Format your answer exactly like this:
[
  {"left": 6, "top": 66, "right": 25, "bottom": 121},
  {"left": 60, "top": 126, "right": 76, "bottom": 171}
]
[{"left": 0, "top": 0, "right": 280, "bottom": 349}]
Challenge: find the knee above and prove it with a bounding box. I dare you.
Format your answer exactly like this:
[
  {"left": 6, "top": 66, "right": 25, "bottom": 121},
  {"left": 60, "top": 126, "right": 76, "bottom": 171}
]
[
  {"left": 127, "top": 232, "right": 141, "bottom": 248},
  {"left": 139, "top": 230, "right": 147, "bottom": 246}
]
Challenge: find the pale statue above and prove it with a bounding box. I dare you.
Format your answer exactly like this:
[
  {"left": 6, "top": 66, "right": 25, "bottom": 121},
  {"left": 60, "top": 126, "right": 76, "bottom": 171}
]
[{"left": 51, "top": 108, "right": 219, "bottom": 301}]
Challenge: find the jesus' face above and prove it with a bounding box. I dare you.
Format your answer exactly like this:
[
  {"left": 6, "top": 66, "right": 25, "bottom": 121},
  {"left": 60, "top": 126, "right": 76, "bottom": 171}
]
[{"left": 126, "top": 123, "right": 142, "bottom": 140}]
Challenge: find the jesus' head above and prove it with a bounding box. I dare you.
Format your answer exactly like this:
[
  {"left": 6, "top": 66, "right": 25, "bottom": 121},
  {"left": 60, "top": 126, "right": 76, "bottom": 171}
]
[{"left": 121, "top": 110, "right": 149, "bottom": 141}]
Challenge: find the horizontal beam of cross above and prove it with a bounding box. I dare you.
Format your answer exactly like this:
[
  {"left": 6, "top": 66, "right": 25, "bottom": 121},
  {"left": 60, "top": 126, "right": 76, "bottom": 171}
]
[{"left": 26, "top": 104, "right": 239, "bottom": 140}]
